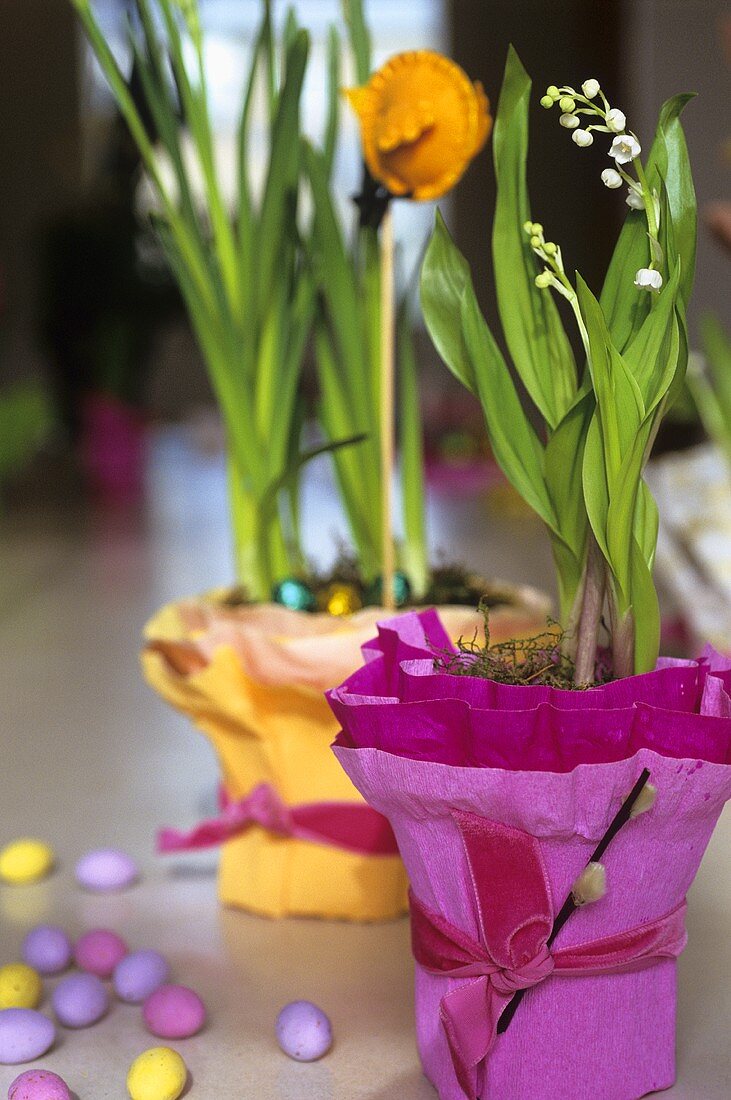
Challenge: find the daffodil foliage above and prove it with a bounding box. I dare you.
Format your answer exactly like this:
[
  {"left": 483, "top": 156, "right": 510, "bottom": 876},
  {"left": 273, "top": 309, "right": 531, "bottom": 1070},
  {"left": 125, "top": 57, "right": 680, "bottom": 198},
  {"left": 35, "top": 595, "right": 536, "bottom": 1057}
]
[
  {"left": 69, "top": 0, "right": 360, "bottom": 599},
  {"left": 304, "top": 1, "right": 428, "bottom": 595},
  {"left": 422, "top": 46, "right": 696, "bottom": 677}
]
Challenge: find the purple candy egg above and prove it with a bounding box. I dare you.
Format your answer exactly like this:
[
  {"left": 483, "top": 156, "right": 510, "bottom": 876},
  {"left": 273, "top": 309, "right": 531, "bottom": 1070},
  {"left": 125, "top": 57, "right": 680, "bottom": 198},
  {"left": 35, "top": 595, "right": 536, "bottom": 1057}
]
[
  {"left": 113, "top": 950, "right": 170, "bottom": 1004},
  {"left": 51, "top": 974, "right": 108, "bottom": 1029},
  {"left": 74, "top": 929, "right": 127, "bottom": 979},
  {"left": 74, "top": 848, "right": 139, "bottom": 892},
  {"left": 21, "top": 927, "right": 72, "bottom": 977},
  {"left": 0, "top": 1010, "right": 55, "bottom": 1065},
  {"left": 276, "top": 1001, "right": 333, "bottom": 1062},
  {"left": 8, "top": 1069, "right": 71, "bottom": 1100},
  {"left": 143, "top": 984, "right": 206, "bottom": 1039}
]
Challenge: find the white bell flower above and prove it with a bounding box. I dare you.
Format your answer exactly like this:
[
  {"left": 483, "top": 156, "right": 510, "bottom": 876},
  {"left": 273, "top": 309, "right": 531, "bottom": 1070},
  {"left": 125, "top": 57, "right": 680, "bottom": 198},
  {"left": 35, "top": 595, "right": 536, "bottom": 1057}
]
[
  {"left": 634, "top": 267, "right": 663, "bottom": 292},
  {"left": 582, "top": 79, "right": 601, "bottom": 99},
  {"left": 572, "top": 129, "right": 594, "bottom": 147},
  {"left": 610, "top": 134, "right": 641, "bottom": 164},
  {"left": 601, "top": 168, "right": 623, "bottom": 189},
  {"left": 560, "top": 112, "right": 580, "bottom": 129},
  {"left": 606, "top": 108, "right": 627, "bottom": 133},
  {"left": 626, "top": 188, "right": 645, "bottom": 210}
]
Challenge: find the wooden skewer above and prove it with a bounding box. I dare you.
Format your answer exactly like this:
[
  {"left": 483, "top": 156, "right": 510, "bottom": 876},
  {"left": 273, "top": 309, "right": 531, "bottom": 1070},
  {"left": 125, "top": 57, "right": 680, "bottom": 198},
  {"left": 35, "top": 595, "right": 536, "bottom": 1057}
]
[{"left": 380, "top": 203, "right": 396, "bottom": 612}]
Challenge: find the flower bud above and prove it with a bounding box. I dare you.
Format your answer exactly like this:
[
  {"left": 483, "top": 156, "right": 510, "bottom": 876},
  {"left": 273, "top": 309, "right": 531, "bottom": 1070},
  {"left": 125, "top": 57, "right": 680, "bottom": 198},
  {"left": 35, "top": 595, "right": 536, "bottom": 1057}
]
[
  {"left": 559, "top": 96, "right": 576, "bottom": 112},
  {"left": 540, "top": 95, "right": 554, "bottom": 109},
  {"left": 523, "top": 220, "right": 534, "bottom": 234},
  {"left": 572, "top": 129, "right": 594, "bottom": 148},
  {"left": 546, "top": 85, "right": 560, "bottom": 100},
  {"left": 634, "top": 267, "right": 663, "bottom": 292},
  {"left": 535, "top": 271, "right": 553, "bottom": 289},
  {"left": 582, "top": 79, "right": 600, "bottom": 99},
  {"left": 626, "top": 188, "right": 644, "bottom": 210},
  {"left": 606, "top": 107, "right": 627, "bottom": 133},
  {"left": 543, "top": 241, "right": 557, "bottom": 256},
  {"left": 530, "top": 235, "right": 542, "bottom": 248},
  {"left": 601, "top": 168, "right": 623, "bottom": 189},
  {"left": 531, "top": 222, "right": 543, "bottom": 235},
  {"left": 559, "top": 113, "right": 580, "bottom": 129}
]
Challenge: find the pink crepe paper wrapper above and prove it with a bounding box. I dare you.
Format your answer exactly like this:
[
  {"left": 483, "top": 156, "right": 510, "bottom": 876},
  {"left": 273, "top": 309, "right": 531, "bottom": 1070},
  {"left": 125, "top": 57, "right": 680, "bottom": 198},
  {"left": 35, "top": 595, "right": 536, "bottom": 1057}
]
[{"left": 328, "top": 612, "right": 731, "bottom": 1100}]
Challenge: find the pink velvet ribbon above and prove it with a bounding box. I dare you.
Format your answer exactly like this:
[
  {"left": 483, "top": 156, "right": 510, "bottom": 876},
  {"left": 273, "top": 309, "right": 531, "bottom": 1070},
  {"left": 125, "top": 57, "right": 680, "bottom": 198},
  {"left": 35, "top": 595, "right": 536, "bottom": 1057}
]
[
  {"left": 410, "top": 811, "right": 688, "bottom": 1100},
  {"left": 157, "top": 782, "right": 400, "bottom": 857}
]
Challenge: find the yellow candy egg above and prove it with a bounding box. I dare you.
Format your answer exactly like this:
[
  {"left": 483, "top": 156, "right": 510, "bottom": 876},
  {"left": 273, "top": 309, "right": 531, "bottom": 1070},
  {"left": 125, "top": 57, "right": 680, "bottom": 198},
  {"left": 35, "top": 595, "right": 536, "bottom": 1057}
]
[
  {"left": 0, "top": 839, "right": 55, "bottom": 884},
  {"left": 0, "top": 962, "right": 43, "bottom": 1008},
  {"left": 127, "top": 1047, "right": 188, "bottom": 1100}
]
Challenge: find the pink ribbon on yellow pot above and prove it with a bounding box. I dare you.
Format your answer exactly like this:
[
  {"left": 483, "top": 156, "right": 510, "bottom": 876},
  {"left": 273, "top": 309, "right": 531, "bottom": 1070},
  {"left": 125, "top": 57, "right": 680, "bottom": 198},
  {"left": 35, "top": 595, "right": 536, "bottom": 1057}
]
[
  {"left": 410, "top": 811, "right": 688, "bottom": 1100},
  {"left": 158, "top": 782, "right": 399, "bottom": 858}
]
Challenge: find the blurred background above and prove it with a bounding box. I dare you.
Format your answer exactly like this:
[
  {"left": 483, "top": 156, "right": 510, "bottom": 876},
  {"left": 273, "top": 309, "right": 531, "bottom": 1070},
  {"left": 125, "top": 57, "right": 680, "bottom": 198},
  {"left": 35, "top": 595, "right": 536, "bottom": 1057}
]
[{"left": 0, "top": 0, "right": 728, "bottom": 613}]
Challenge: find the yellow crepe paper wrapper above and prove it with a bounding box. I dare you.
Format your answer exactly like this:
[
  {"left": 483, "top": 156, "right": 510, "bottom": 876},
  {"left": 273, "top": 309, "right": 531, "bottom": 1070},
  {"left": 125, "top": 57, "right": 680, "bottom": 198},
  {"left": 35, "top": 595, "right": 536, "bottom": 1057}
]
[
  {"left": 345, "top": 50, "right": 492, "bottom": 201},
  {"left": 142, "top": 586, "right": 551, "bottom": 921}
]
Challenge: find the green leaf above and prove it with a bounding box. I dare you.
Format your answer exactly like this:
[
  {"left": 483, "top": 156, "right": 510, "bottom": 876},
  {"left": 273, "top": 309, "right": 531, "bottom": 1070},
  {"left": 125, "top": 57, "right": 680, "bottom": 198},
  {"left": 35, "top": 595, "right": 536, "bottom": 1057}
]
[
  {"left": 397, "top": 301, "right": 428, "bottom": 599},
  {"left": 492, "top": 45, "right": 577, "bottom": 429},
  {"left": 459, "top": 287, "right": 556, "bottom": 529},
  {"left": 601, "top": 93, "right": 696, "bottom": 351},
  {"left": 342, "top": 0, "right": 372, "bottom": 85},
  {"left": 420, "top": 211, "right": 478, "bottom": 394},
  {"left": 255, "top": 29, "right": 310, "bottom": 321},
  {"left": 629, "top": 539, "right": 661, "bottom": 674}
]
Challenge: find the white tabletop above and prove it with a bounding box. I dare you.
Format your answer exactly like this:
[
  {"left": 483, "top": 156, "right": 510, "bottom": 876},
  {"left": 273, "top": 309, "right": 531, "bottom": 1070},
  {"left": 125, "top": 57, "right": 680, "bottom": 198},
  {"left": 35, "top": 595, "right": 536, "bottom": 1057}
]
[{"left": 1, "top": 429, "right": 728, "bottom": 1099}]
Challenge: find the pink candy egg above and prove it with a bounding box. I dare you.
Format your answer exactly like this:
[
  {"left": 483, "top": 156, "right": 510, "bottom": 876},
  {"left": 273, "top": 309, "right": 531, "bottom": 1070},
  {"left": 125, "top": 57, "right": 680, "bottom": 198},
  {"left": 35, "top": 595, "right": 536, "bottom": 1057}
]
[
  {"left": 74, "top": 929, "right": 127, "bottom": 978},
  {"left": 8, "top": 1069, "right": 71, "bottom": 1100},
  {"left": 143, "top": 984, "right": 206, "bottom": 1039}
]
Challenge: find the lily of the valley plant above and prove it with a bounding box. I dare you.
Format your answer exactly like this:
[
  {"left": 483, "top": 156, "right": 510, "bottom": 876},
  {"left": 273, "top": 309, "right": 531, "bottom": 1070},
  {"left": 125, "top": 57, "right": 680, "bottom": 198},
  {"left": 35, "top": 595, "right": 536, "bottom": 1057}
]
[
  {"left": 422, "top": 49, "right": 696, "bottom": 680},
  {"left": 71, "top": 0, "right": 346, "bottom": 601}
]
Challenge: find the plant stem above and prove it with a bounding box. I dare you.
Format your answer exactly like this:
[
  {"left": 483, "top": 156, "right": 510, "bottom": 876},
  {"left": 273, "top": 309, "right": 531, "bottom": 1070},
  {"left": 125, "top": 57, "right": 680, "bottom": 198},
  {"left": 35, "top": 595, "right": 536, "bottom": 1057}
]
[
  {"left": 380, "top": 203, "right": 396, "bottom": 611},
  {"left": 573, "top": 532, "right": 606, "bottom": 683}
]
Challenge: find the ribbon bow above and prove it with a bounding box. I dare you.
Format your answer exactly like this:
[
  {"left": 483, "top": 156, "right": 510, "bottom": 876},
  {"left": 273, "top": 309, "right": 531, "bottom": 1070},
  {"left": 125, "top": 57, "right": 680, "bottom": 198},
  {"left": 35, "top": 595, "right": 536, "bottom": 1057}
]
[
  {"left": 410, "top": 810, "right": 687, "bottom": 1100},
  {"left": 157, "top": 782, "right": 399, "bottom": 857}
]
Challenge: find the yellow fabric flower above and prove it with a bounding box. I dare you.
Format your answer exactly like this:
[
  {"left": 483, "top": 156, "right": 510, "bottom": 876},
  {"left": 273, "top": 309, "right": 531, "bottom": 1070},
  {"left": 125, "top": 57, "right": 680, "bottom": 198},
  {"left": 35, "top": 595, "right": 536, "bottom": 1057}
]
[{"left": 345, "top": 50, "right": 492, "bottom": 201}]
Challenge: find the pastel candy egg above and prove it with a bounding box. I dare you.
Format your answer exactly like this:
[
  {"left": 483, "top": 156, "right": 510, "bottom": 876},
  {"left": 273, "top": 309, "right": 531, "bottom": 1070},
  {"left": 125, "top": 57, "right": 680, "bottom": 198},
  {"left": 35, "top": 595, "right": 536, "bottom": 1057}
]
[
  {"left": 51, "top": 973, "right": 108, "bottom": 1028},
  {"left": 21, "top": 927, "right": 72, "bottom": 977},
  {"left": 0, "top": 1009, "right": 55, "bottom": 1065},
  {"left": 0, "top": 841, "right": 54, "bottom": 886},
  {"left": 0, "top": 966, "right": 43, "bottom": 1011},
  {"left": 276, "top": 1000, "right": 333, "bottom": 1062},
  {"left": 75, "top": 848, "right": 139, "bottom": 892},
  {"left": 126, "top": 1047, "right": 187, "bottom": 1100},
  {"left": 74, "top": 929, "right": 127, "bottom": 978},
  {"left": 143, "top": 985, "right": 206, "bottom": 1040},
  {"left": 8, "top": 1069, "right": 71, "bottom": 1100},
  {"left": 114, "top": 951, "right": 170, "bottom": 1004}
]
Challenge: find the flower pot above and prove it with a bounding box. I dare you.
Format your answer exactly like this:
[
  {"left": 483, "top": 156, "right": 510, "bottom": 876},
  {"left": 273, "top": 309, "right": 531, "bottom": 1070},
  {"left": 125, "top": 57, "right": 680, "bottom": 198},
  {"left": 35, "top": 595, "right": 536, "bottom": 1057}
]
[
  {"left": 141, "top": 584, "right": 550, "bottom": 922},
  {"left": 329, "top": 611, "right": 731, "bottom": 1098}
]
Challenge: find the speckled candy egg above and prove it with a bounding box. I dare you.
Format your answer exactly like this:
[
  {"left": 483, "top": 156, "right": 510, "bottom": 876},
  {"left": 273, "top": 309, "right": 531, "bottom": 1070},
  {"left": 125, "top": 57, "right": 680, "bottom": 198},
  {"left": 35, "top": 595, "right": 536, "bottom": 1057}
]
[
  {"left": 51, "top": 973, "right": 108, "bottom": 1029},
  {"left": 114, "top": 951, "right": 170, "bottom": 1004},
  {"left": 74, "top": 929, "right": 127, "bottom": 978},
  {"left": 0, "top": 1009, "right": 55, "bottom": 1065},
  {"left": 8, "top": 1069, "right": 71, "bottom": 1100},
  {"left": 127, "top": 1047, "right": 187, "bottom": 1100},
  {"left": 74, "top": 848, "right": 139, "bottom": 892},
  {"left": 276, "top": 1001, "right": 333, "bottom": 1062},
  {"left": 143, "top": 985, "right": 206, "bottom": 1040},
  {"left": 0, "top": 966, "right": 42, "bottom": 1011},
  {"left": 0, "top": 841, "right": 54, "bottom": 886},
  {"left": 22, "top": 927, "right": 72, "bottom": 977}
]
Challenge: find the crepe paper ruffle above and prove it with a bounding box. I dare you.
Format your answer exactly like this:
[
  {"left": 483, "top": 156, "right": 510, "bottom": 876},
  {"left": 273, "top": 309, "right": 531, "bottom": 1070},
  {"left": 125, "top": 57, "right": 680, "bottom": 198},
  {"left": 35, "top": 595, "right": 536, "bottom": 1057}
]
[
  {"left": 157, "top": 781, "right": 399, "bottom": 857},
  {"left": 345, "top": 50, "right": 492, "bottom": 201},
  {"left": 328, "top": 610, "right": 731, "bottom": 1099},
  {"left": 410, "top": 811, "right": 687, "bottom": 1100},
  {"left": 142, "top": 594, "right": 549, "bottom": 920}
]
